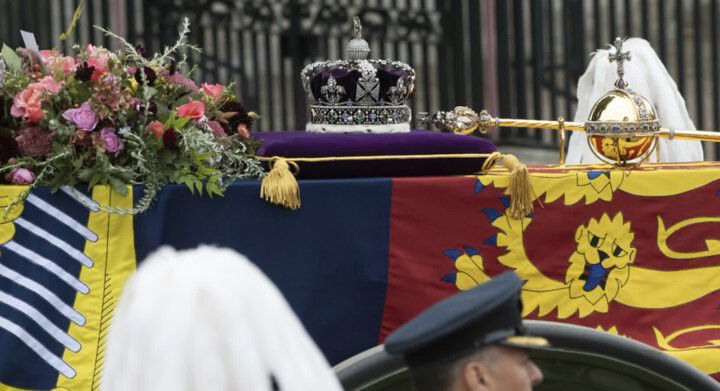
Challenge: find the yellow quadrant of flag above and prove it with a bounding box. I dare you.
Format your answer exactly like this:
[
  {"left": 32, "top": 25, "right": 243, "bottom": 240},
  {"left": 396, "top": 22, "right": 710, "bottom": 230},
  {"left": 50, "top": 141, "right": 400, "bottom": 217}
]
[{"left": 57, "top": 186, "right": 137, "bottom": 390}]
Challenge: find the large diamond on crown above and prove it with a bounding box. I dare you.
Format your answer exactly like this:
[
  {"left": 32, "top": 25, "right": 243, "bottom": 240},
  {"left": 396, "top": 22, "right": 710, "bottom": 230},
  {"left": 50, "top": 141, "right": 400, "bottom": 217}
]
[{"left": 301, "top": 18, "right": 415, "bottom": 133}]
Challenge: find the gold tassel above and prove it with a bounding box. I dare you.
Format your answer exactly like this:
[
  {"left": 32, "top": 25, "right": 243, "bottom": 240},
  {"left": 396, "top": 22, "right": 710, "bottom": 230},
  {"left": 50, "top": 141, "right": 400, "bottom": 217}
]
[
  {"left": 260, "top": 157, "right": 301, "bottom": 210},
  {"left": 501, "top": 154, "right": 534, "bottom": 219}
]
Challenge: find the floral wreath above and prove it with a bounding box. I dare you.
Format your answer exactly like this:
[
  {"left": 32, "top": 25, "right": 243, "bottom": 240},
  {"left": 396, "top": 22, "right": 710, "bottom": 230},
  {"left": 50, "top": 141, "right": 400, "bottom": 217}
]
[{"left": 0, "top": 16, "right": 265, "bottom": 216}]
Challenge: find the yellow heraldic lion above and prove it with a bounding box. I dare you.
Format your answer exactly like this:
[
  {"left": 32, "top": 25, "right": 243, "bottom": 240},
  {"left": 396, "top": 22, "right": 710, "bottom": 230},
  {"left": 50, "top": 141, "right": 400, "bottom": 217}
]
[
  {"left": 452, "top": 211, "right": 720, "bottom": 319},
  {"left": 565, "top": 214, "right": 635, "bottom": 314}
]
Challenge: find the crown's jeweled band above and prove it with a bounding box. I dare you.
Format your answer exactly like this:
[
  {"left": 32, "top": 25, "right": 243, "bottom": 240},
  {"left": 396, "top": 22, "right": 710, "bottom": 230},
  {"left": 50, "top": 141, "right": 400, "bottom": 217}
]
[{"left": 309, "top": 105, "right": 412, "bottom": 126}]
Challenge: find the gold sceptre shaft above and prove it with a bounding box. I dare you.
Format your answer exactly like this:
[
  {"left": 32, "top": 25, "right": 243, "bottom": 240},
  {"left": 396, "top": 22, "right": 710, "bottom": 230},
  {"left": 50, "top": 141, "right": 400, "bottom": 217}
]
[
  {"left": 657, "top": 129, "right": 720, "bottom": 142},
  {"left": 424, "top": 107, "right": 720, "bottom": 143},
  {"left": 482, "top": 116, "right": 720, "bottom": 142},
  {"left": 482, "top": 117, "right": 584, "bottom": 131}
]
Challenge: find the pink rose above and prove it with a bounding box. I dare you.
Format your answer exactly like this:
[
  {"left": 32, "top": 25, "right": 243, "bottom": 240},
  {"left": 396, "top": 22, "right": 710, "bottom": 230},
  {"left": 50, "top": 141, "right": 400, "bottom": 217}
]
[
  {"left": 57, "top": 57, "right": 76, "bottom": 74},
  {"left": 84, "top": 44, "right": 100, "bottom": 56},
  {"left": 5, "top": 168, "right": 35, "bottom": 185},
  {"left": 40, "top": 50, "right": 75, "bottom": 75},
  {"left": 177, "top": 100, "right": 205, "bottom": 121},
  {"left": 86, "top": 57, "right": 109, "bottom": 82},
  {"left": 100, "top": 128, "right": 124, "bottom": 156},
  {"left": 39, "top": 50, "right": 54, "bottom": 62},
  {"left": 237, "top": 124, "right": 250, "bottom": 139},
  {"left": 207, "top": 120, "right": 227, "bottom": 137},
  {"left": 11, "top": 85, "right": 44, "bottom": 123},
  {"left": 63, "top": 102, "right": 98, "bottom": 131},
  {"left": 85, "top": 45, "right": 111, "bottom": 82},
  {"left": 144, "top": 120, "right": 165, "bottom": 140},
  {"left": 201, "top": 83, "right": 224, "bottom": 101},
  {"left": 32, "top": 76, "right": 63, "bottom": 95}
]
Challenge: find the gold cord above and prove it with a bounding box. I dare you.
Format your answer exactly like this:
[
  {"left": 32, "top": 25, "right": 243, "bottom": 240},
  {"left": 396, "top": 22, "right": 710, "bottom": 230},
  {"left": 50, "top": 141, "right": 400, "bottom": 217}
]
[
  {"left": 257, "top": 152, "right": 534, "bottom": 218},
  {"left": 256, "top": 153, "right": 498, "bottom": 163}
]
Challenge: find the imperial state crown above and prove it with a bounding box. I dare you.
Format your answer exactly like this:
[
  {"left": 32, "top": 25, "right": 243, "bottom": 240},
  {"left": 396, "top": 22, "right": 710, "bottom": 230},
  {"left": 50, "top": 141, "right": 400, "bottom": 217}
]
[{"left": 301, "top": 17, "right": 416, "bottom": 133}]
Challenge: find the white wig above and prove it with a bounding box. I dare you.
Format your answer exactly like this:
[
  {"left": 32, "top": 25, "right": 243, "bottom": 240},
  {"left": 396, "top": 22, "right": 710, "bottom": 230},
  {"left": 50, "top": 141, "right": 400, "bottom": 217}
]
[
  {"left": 102, "top": 246, "right": 342, "bottom": 391},
  {"left": 567, "top": 38, "right": 703, "bottom": 164}
]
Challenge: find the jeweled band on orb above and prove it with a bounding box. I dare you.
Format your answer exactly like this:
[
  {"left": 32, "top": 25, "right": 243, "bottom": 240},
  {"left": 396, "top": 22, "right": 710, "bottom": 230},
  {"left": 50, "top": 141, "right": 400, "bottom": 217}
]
[{"left": 584, "top": 119, "right": 660, "bottom": 137}]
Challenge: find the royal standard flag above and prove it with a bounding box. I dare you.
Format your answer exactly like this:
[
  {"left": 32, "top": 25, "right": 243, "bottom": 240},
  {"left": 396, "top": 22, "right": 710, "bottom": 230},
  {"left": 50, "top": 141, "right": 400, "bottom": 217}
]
[{"left": 2, "top": 162, "right": 720, "bottom": 389}]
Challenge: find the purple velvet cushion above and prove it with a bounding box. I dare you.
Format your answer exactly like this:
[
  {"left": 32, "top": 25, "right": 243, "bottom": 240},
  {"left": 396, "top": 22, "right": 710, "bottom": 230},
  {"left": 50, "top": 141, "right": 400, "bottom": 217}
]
[{"left": 255, "top": 130, "right": 497, "bottom": 179}]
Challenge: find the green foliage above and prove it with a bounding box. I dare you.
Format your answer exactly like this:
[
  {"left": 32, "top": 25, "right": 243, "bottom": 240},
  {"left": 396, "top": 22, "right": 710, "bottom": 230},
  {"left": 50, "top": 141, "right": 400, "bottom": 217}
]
[
  {"left": 59, "top": 2, "right": 84, "bottom": 42},
  {"left": 1, "top": 44, "right": 22, "bottom": 73}
]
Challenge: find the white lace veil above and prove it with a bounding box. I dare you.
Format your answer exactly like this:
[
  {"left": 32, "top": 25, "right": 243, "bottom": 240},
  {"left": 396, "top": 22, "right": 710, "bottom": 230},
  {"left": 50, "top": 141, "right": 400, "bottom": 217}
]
[{"left": 567, "top": 38, "right": 703, "bottom": 164}]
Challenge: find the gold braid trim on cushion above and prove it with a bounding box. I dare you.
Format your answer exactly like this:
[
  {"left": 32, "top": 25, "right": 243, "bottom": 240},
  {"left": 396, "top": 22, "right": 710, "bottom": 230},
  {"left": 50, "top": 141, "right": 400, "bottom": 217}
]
[{"left": 256, "top": 152, "right": 533, "bottom": 218}]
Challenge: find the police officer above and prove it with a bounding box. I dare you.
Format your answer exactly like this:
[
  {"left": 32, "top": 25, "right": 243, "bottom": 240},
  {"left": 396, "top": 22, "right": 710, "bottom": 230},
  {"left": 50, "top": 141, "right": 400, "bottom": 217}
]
[{"left": 385, "top": 272, "right": 547, "bottom": 391}]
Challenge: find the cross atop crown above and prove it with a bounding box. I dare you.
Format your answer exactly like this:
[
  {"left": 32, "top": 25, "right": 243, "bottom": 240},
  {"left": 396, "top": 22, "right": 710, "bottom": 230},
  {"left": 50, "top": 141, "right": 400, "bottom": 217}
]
[{"left": 609, "top": 37, "right": 631, "bottom": 89}]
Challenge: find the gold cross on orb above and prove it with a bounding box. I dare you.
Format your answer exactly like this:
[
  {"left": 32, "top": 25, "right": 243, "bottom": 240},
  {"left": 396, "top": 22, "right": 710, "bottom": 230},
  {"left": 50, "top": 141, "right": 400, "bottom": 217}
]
[{"left": 609, "top": 37, "right": 632, "bottom": 89}]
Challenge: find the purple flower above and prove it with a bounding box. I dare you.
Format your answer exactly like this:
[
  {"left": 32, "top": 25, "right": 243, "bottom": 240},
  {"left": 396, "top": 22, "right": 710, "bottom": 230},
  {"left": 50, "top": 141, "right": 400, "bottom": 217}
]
[
  {"left": 100, "top": 128, "right": 124, "bottom": 156},
  {"left": 220, "top": 100, "right": 254, "bottom": 133},
  {"left": 164, "top": 72, "right": 199, "bottom": 93},
  {"left": 135, "top": 100, "right": 158, "bottom": 116},
  {"left": 15, "top": 126, "right": 53, "bottom": 157},
  {"left": 162, "top": 127, "right": 179, "bottom": 150},
  {"left": 74, "top": 61, "right": 95, "bottom": 82},
  {"left": 207, "top": 120, "right": 227, "bottom": 137},
  {"left": 134, "top": 44, "right": 150, "bottom": 59},
  {"left": 6, "top": 167, "right": 35, "bottom": 185},
  {"left": 63, "top": 102, "right": 98, "bottom": 131},
  {"left": 169, "top": 59, "right": 177, "bottom": 75},
  {"left": 134, "top": 66, "right": 157, "bottom": 86}
]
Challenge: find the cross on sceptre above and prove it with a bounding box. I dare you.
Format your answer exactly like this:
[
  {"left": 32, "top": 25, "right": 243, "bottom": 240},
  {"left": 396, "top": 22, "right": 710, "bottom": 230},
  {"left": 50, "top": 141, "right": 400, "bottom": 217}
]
[{"left": 609, "top": 37, "right": 631, "bottom": 89}]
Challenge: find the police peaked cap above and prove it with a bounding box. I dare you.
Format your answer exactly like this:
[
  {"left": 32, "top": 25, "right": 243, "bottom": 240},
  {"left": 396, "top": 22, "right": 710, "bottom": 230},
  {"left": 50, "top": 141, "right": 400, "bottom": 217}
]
[{"left": 384, "top": 271, "right": 549, "bottom": 367}]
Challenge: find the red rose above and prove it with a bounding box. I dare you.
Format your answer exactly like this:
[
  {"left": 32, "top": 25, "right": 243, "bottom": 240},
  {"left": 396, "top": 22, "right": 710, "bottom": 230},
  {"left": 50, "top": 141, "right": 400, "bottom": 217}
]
[
  {"left": 201, "top": 83, "right": 224, "bottom": 101},
  {"left": 177, "top": 100, "right": 205, "bottom": 121},
  {"left": 144, "top": 120, "right": 165, "bottom": 140}
]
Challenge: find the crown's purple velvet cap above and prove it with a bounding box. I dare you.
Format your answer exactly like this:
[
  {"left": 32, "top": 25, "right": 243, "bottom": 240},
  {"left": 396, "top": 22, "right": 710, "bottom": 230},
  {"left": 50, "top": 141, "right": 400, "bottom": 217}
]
[{"left": 309, "top": 65, "right": 410, "bottom": 103}]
